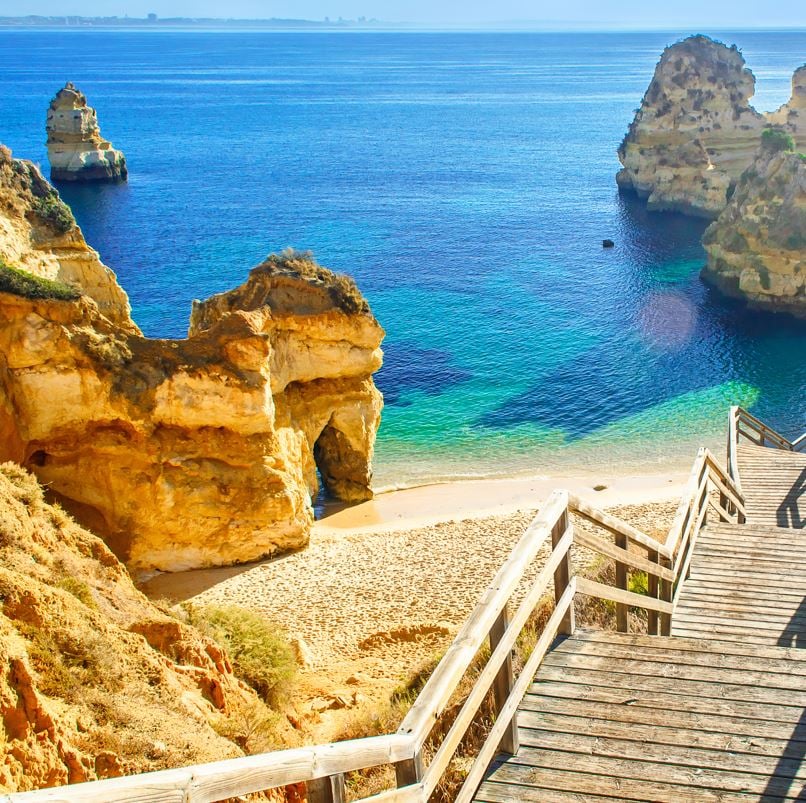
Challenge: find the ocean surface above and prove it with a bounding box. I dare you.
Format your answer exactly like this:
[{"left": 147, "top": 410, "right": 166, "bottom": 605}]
[{"left": 1, "top": 29, "right": 804, "bottom": 489}]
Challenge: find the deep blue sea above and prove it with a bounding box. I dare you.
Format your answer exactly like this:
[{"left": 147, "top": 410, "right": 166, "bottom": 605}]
[{"left": 1, "top": 30, "right": 804, "bottom": 487}]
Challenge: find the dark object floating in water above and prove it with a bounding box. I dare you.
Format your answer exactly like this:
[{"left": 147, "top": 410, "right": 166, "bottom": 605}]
[{"left": 602, "top": 239, "right": 615, "bottom": 248}]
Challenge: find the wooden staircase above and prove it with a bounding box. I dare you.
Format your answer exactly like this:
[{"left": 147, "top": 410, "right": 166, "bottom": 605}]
[
  {"left": 476, "top": 628, "right": 806, "bottom": 802},
  {"left": 476, "top": 411, "right": 805, "bottom": 802}
]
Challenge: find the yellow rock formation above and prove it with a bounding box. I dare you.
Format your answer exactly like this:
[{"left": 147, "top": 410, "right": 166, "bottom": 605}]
[
  {"left": 46, "top": 83, "right": 128, "bottom": 183},
  {"left": 0, "top": 463, "right": 283, "bottom": 792},
  {"left": 702, "top": 138, "right": 805, "bottom": 317},
  {"left": 0, "top": 147, "right": 384, "bottom": 573},
  {"left": 618, "top": 37, "right": 805, "bottom": 217}
]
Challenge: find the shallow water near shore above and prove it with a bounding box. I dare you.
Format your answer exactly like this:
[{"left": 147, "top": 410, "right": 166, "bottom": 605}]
[{"left": 2, "top": 29, "right": 804, "bottom": 487}]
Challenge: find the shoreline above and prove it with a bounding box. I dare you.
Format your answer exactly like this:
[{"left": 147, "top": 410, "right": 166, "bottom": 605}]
[{"left": 316, "top": 466, "right": 690, "bottom": 536}]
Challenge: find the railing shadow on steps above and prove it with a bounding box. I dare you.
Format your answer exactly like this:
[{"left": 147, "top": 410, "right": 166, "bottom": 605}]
[{"left": 5, "top": 439, "right": 749, "bottom": 803}]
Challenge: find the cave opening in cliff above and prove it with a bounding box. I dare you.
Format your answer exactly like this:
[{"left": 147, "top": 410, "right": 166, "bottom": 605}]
[
  {"left": 312, "top": 420, "right": 371, "bottom": 517},
  {"left": 313, "top": 423, "right": 343, "bottom": 517}
]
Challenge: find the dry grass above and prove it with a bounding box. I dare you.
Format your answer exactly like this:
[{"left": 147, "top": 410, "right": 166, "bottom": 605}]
[{"left": 260, "top": 249, "right": 370, "bottom": 315}]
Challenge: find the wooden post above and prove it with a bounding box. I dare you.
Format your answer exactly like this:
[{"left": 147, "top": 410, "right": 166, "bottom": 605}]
[
  {"left": 308, "top": 773, "right": 346, "bottom": 803},
  {"left": 551, "top": 511, "right": 575, "bottom": 636},
  {"left": 647, "top": 548, "right": 659, "bottom": 635},
  {"left": 659, "top": 556, "right": 673, "bottom": 636},
  {"left": 489, "top": 604, "right": 519, "bottom": 755},
  {"left": 394, "top": 752, "right": 424, "bottom": 789},
  {"left": 614, "top": 532, "right": 628, "bottom": 633}
]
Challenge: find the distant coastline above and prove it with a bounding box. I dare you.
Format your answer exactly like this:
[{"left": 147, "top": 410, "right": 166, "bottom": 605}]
[
  {"left": 2, "top": 17, "right": 805, "bottom": 32},
  {"left": 0, "top": 15, "right": 387, "bottom": 29}
]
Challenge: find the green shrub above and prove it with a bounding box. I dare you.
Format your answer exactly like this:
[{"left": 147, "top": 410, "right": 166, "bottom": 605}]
[
  {"left": 182, "top": 604, "right": 296, "bottom": 705},
  {"left": 31, "top": 192, "right": 75, "bottom": 234},
  {"left": 0, "top": 260, "right": 80, "bottom": 301},
  {"left": 56, "top": 577, "right": 97, "bottom": 609},
  {"left": 761, "top": 128, "right": 795, "bottom": 154},
  {"left": 628, "top": 570, "right": 649, "bottom": 596}
]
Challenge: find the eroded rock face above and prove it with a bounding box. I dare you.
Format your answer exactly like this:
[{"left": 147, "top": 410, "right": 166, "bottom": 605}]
[
  {"left": 0, "top": 463, "right": 278, "bottom": 793},
  {"left": 46, "top": 83, "right": 127, "bottom": 183},
  {"left": 701, "top": 143, "right": 805, "bottom": 317},
  {"left": 0, "top": 146, "right": 135, "bottom": 327},
  {"left": 618, "top": 36, "right": 805, "bottom": 217},
  {"left": 0, "top": 149, "right": 384, "bottom": 573}
]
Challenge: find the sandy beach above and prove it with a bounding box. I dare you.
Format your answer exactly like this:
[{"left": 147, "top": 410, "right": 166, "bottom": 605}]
[{"left": 142, "top": 468, "right": 686, "bottom": 740}]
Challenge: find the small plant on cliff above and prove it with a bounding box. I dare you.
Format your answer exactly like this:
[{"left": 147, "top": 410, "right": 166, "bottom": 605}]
[
  {"left": 761, "top": 128, "right": 796, "bottom": 154},
  {"left": 263, "top": 248, "right": 370, "bottom": 315},
  {"left": 0, "top": 260, "right": 80, "bottom": 301},
  {"left": 30, "top": 191, "right": 75, "bottom": 234},
  {"left": 182, "top": 604, "right": 296, "bottom": 705},
  {"left": 56, "top": 577, "right": 97, "bottom": 609}
]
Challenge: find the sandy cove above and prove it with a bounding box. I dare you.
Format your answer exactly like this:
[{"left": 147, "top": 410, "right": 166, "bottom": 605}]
[{"left": 142, "top": 469, "right": 686, "bottom": 741}]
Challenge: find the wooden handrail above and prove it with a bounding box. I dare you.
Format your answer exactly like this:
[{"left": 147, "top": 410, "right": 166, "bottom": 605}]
[
  {"left": 395, "top": 490, "right": 568, "bottom": 748},
  {"left": 4, "top": 733, "right": 413, "bottom": 803},
  {"left": 15, "top": 411, "right": 782, "bottom": 803},
  {"left": 728, "top": 406, "right": 806, "bottom": 495}
]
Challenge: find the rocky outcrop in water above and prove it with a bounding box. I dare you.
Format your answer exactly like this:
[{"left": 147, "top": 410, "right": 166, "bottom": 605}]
[
  {"left": 0, "top": 147, "right": 383, "bottom": 573},
  {"left": 46, "top": 83, "right": 128, "bottom": 183},
  {"left": 701, "top": 133, "right": 805, "bottom": 317},
  {"left": 617, "top": 36, "right": 805, "bottom": 218}
]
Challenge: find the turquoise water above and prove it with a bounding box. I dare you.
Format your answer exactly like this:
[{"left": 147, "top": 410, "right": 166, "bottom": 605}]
[{"left": 1, "top": 30, "right": 804, "bottom": 487}]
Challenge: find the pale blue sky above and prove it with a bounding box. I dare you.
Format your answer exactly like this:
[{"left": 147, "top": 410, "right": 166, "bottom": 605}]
[{"left": 5, "top": 0, "right": 806, "bottom": 28}]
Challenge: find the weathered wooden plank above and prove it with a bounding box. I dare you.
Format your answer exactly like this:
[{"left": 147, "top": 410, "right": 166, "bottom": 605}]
[
  {"left": 8, "top": 735, "right": 413, "bottom": 803},
  {"left": 673, "top": 602, "right": 806, "bottom": 623},
  {"left": 670, "top": 618, "right": 802, "bottom": 639},
  {"left": 541, "top": 652, "right": 806, "bottom": 691},
  {"left": 673, "top": 604, "right": 806, "bottom": 627},
  {"left": 551, "top": 635, "right": 806, "bottom": 675},
  {"left": 475, "top": 783, "right": 623, "bottom": 803},
  {"left": 526, "top": 678, "right": 806, "bottom": 722},
  {"left": 487, "top": 749, "right": 806, "bottom": 799},
  {"left": 563, "top": 628, "right": 806, "bottom": 661},
  {"left": 680, "top": 582, "right": 806, "bottom": 602},
  {"left": 669, "top": 628, "right": 796, "bottom": 647},
  {"left": 517, "top": 695, "right": 806, "bottom": 740},
  {"left": 517, "top": 710, "right": 805, "bottom": 756},
  {"left": 575, "top": 576, "right": 673, "bottom": 614},
  {"left": 515, "top": 729, "right": 806, "bottom": 780},
  {"left": 573, "top": 528, "right": 675, "bottom": 581},
  {"left": 533, "top": 664, "right": 806, "bottom": 706},
  {"left": 477, "top": 769, "right": 764, "bottom": 803}
]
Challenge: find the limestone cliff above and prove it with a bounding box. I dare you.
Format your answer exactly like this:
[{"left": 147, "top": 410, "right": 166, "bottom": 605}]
[
  {"left": 617, "top": 36, "right": 805, "bottom": 218},
  {"left": 0, "top": 463, "right": 290, "bottom": 792},
  {"left": 0, "top": 148, "right": 384, "bottom": 573},
  {"left": 46, "top": 83, "right": 128, "bottom": 183},
  {"left": 0, "top": 146, "right": 134, "bottom": 326},
  {"left": 701, "top": 135, "right": 805, "bottom": 317}
]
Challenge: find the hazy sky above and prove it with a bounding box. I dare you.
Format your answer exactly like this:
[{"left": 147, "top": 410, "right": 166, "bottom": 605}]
[{"left": 5, "top": 0, "right": 806, "bottom": 27}]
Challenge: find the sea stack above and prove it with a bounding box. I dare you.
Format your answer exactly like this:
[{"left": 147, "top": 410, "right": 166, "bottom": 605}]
[
  {"left": 617, "top": 36, "right": 804, "bottom": 218},
  {"left": 46, "top": 82, "right": 128, "bottom": 182},
  {"left": 701, "top": 131, "right": 805, "bottom": 318},
  {"left": 0, "top": 146, "right": 383, "bottom": 573}
]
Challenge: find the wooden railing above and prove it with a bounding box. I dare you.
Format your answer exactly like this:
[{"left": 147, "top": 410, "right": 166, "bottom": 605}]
[
  {"left": 729, "top": 406, "right": 806, "bottom": 494},
  {"left": 7, "top": 439, "right": 747, "bottom": 803}
]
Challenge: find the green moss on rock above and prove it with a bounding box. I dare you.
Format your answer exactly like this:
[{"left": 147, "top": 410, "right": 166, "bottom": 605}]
[{"left": 0, "top": 260, "right": 80, "bottom": 301}]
